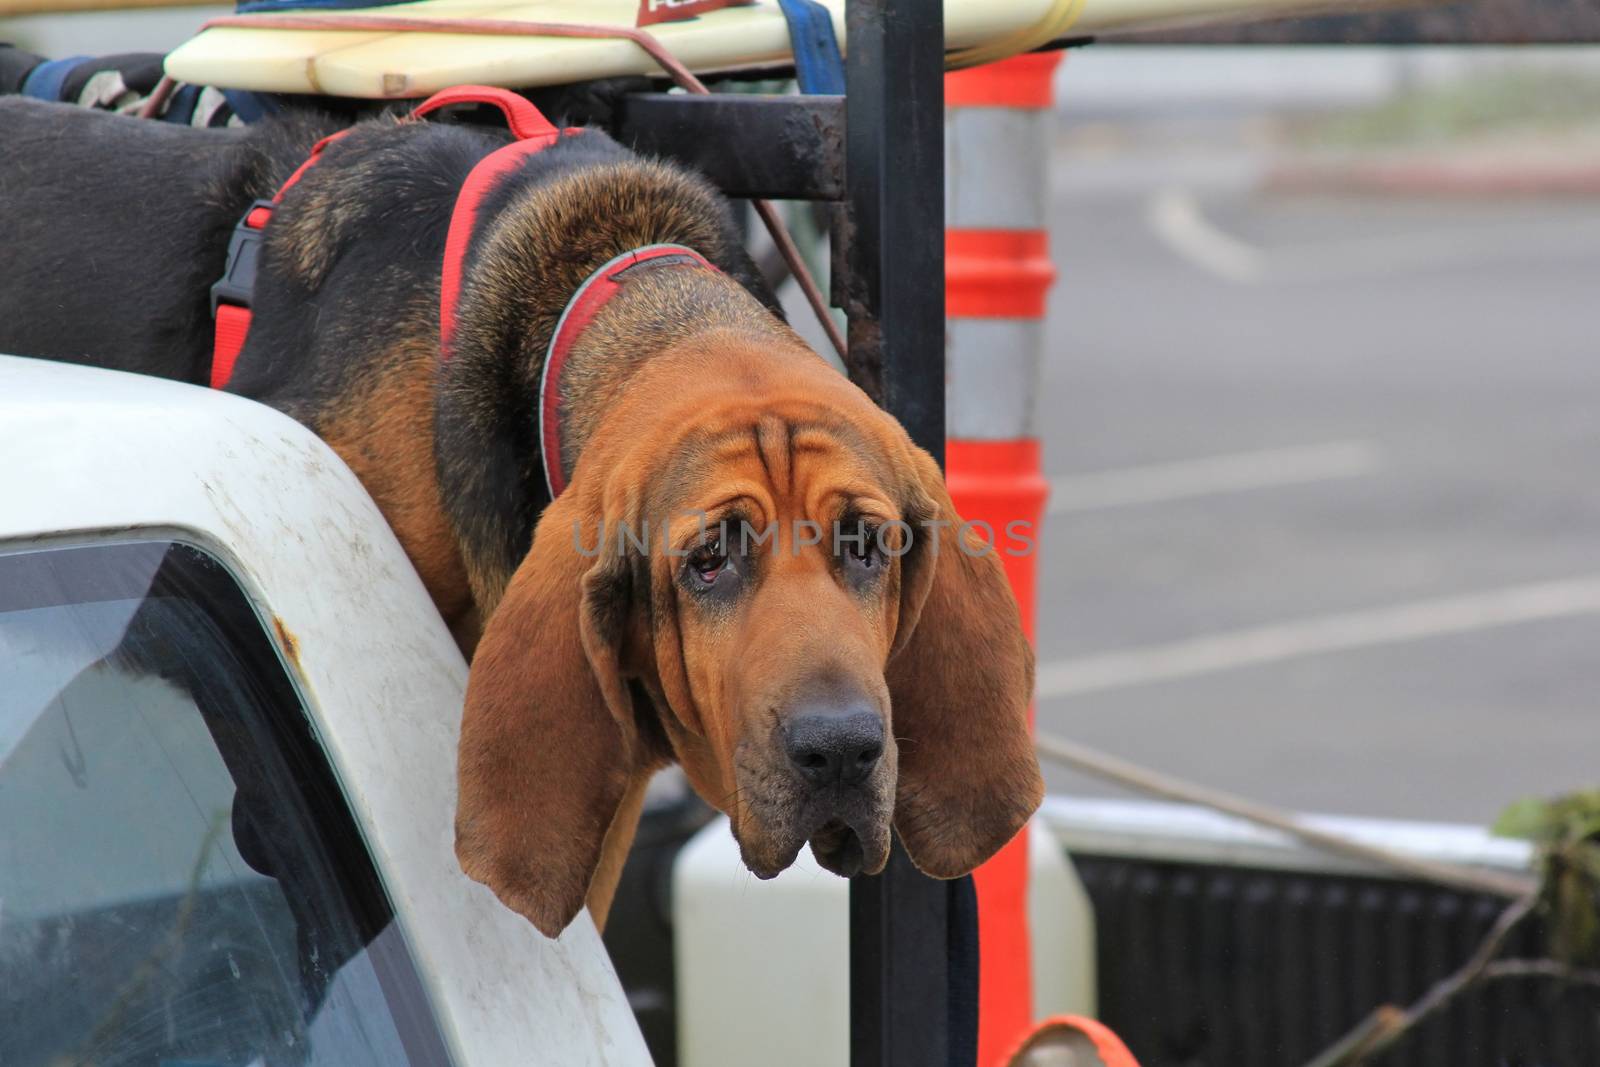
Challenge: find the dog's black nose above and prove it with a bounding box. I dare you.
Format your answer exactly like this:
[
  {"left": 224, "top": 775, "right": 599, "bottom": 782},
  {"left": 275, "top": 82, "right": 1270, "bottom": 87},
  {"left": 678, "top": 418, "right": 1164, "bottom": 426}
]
[{"left": 785, "top": 707, "right": 884, "bottom": 786}]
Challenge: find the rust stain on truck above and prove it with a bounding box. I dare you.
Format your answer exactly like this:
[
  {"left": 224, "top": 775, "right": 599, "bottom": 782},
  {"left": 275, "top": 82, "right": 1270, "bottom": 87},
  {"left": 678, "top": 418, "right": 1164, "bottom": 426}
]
[{"left": 272, "top": 615, "right": 303, "bottom": 671}]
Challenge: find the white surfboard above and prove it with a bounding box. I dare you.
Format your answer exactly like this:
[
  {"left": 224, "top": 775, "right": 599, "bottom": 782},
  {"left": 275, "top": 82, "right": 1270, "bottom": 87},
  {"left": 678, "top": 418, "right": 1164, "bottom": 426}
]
[{"left": 163, "top": 0, "right": 1371, "bottom": 99}]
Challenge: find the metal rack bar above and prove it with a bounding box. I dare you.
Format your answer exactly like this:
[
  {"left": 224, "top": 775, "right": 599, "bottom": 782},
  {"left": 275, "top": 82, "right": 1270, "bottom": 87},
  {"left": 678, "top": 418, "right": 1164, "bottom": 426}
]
[{"left": 840, "top": 3, "right": 963, "bottom": 1066}]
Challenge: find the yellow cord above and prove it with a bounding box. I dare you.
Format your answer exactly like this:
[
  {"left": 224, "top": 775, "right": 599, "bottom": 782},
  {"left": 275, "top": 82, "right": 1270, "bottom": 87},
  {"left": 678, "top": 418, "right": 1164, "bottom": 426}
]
[{"left": 945, "top": 0, "right": 1087, "bottom": 70}]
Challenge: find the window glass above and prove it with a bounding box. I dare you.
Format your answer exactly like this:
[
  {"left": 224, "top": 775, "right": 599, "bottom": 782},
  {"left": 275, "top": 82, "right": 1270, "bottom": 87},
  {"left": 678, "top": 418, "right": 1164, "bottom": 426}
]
[{"left": 0, "top": 542, "right": 452, "bottom": 1067}]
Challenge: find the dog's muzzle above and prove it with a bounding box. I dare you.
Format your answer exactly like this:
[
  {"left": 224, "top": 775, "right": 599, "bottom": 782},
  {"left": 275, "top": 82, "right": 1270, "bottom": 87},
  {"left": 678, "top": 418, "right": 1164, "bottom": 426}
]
[
  {"left": 785, "top": 704, "right": 890, "bottom": 877},
  {"left": 731, "top": 694, "right": 895, "bottom": 881}
]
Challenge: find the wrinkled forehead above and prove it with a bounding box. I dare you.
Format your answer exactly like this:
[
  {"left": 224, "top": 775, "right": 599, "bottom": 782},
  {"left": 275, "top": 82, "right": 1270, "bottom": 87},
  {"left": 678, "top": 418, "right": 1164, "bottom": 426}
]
[{"left": 645, "top": 408, "right": 901, "bottom": 521}]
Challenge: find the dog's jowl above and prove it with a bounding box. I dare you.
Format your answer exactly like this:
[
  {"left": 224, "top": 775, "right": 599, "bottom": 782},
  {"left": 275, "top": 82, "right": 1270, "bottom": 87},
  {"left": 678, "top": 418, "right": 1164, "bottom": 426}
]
[{"left": 0, "top": 92, "right": 1042, "bottom": 938}]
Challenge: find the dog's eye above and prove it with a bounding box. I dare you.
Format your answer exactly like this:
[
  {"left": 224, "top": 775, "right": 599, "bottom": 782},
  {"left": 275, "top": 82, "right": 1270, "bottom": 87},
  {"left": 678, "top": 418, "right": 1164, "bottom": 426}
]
[
  {"left": 842, "top": 530, "right": 881, "bottom": 573},
  {"left": 689, "top": 539, "right": 729, "bottom": 585}
]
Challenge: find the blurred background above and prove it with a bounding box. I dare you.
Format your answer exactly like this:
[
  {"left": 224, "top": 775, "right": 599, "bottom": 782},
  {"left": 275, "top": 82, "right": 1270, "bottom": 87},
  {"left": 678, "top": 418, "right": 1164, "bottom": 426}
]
[{"left": 1036, "top": 46, "right": 1600, "bottom": 825}]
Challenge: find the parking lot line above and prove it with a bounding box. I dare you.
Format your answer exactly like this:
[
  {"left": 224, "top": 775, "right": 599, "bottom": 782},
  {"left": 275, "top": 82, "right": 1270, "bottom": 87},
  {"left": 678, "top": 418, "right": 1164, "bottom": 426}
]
[
  {"left": 1036, "top": 574, "right": 1600, "bottom": 697},
  {"left": 1145, "top": 187, "right": 1266, "bottom": 282},
  {"left": 1147, "top": 186, "right": 1600, "bottom": 286},
  {"left": 1048, "top": 439, "right": 1381, "bottom": 514}
]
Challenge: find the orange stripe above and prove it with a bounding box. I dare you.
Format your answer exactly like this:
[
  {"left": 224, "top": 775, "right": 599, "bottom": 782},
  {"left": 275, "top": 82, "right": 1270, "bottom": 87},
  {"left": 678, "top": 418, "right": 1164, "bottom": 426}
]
[
  {"left": 946, "top": 230, "right": 1055, "bottom": 319},
  {"left": 945, "top": 52, "right": 1062, "bottom": 110},
  {"left": 945, "top": 439, "right": 1046, "bottom": 639},
  {"left": 948, "top": 438, "right": 1048, "bottom": 1066},
  {"left": 973, "top": 830, "right": 1032, "bottom": 1067}
]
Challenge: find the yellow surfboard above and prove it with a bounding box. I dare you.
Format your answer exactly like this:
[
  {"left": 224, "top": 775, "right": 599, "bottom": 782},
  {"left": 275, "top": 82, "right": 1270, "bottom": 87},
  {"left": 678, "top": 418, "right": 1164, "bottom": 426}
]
[{"left": 163, "top": 0, "right": 1358, "bottom": 99}]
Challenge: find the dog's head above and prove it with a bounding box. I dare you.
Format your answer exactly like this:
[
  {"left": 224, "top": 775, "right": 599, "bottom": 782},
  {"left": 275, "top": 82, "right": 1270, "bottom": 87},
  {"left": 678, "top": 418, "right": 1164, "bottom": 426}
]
[{"left": 454, "top": 327, "right": 1042, "bottom": 938}]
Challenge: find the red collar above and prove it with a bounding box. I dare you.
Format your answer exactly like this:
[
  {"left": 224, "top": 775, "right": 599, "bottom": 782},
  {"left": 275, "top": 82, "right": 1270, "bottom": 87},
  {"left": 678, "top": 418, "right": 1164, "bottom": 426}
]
[{"left": 537, "top": 243, "right": 717, "bottom": 498}]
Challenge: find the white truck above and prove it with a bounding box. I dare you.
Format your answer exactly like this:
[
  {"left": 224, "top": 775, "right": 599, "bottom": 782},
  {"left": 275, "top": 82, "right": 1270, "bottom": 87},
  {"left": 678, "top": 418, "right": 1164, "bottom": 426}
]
[{"left": 0, "top": 354, "right": 650, "bottom": 1066}]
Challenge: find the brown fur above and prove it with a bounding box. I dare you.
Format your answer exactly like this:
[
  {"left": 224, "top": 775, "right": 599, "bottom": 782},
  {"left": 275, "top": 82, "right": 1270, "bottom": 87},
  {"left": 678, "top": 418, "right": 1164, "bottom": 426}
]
[
  {"left": 454, "top": 267, "right": 1043, "bottom": 936},
  {"left": 317, "top": 341, "right": 475, "bottom": 624},
  {"left": 252, "top": 125, "right": 1046, "bottom": 938}
]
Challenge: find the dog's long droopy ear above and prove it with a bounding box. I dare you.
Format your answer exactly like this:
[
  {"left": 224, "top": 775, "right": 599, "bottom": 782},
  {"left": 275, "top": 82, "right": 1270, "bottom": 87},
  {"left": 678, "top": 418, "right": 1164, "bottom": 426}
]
[
  {"left": 455, "top": 488, "right": 638, "bottom": 938},
  {"left": 887, "top": 446, "right": 1044, "bottom": 878}
]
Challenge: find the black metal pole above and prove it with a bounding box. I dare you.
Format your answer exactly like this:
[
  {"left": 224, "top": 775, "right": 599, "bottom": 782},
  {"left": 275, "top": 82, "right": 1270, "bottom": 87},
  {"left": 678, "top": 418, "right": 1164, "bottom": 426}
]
[
  {"left": 842, "top": 3, "right": 955, "bottom": 1066},
  {"left": 838, "top": 0, "right": 947, "bottom": 460}
]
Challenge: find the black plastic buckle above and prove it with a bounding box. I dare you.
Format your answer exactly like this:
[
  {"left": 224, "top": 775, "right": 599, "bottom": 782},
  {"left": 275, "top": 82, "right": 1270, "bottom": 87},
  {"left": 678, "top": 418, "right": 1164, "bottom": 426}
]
[{"left": 211, "top": 199, "right": 274, "bottom": 316}]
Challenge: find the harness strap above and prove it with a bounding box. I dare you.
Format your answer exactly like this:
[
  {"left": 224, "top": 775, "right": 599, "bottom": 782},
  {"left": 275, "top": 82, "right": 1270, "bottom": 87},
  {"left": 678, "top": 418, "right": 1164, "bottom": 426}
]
[
  {"left": 209, "top": 127, "right": 353, "bottom": 389},
  {"left": 775, "top": 0, "right": 845, "bottom": 96},
  {"left": 209, "top": 84, "right": 573, "bottom": 389},
  {"left": 411, "top": 87, "right": 578, "bottom": 361}
]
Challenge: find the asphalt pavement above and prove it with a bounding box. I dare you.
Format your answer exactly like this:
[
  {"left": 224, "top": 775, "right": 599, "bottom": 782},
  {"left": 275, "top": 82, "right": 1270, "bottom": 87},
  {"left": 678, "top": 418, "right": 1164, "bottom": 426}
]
[{"left": 1032, "top": 120, "right": 1600, "bottom": 825}]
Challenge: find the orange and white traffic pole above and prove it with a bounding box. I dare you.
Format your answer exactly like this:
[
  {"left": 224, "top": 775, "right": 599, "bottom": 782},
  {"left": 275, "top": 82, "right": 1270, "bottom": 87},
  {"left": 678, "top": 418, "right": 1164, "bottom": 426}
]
[{"left": 943, "top": 50, "right": 1062, "bottom": 1067}]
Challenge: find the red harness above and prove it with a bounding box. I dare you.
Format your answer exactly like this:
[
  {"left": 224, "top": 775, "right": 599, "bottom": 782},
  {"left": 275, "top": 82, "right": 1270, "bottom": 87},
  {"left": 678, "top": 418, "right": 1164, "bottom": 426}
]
[
  {"left": 209, "top": 127, "right": 353, "bottom": 390},
  {"left": 209, "top": 84, "right": 716, "bottom": 497}
]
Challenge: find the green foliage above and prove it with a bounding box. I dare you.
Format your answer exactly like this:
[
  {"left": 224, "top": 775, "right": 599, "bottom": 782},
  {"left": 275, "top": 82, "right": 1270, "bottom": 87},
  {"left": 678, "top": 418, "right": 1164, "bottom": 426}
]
[
  {"left": 1295, "top": 71, "right": 1600, "bottom": 150},
  {"left": 1494, "top": 790, "right": 1600, "bottom": 967}
]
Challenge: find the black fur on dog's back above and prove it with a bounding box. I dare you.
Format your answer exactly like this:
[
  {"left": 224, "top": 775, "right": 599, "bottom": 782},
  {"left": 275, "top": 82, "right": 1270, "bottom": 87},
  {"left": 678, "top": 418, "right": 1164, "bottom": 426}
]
[
  {"left": 0, "top": 98, "right": 338, "bottom": 381},
  {"left": 0, "top": 95, "right": 776, "bottom": 629}
]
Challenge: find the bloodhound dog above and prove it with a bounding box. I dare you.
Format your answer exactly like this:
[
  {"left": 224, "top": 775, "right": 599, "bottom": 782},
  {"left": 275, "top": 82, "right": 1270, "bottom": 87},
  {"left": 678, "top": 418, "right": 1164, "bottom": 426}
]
[{"left": 0, "top": 93, "right": 1042, "bottom": 938}]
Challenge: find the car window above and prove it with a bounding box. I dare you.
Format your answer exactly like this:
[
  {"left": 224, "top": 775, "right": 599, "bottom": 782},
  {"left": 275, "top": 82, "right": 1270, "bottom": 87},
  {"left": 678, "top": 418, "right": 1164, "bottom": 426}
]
[{"left": 0, "top": 541, "right": 452, "bottom": 1067}]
